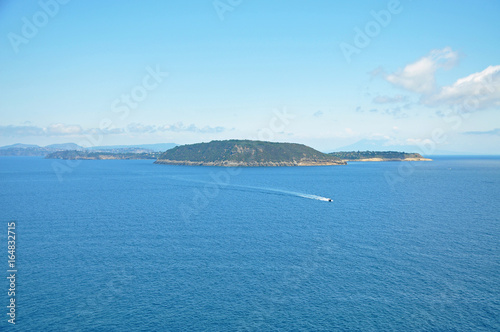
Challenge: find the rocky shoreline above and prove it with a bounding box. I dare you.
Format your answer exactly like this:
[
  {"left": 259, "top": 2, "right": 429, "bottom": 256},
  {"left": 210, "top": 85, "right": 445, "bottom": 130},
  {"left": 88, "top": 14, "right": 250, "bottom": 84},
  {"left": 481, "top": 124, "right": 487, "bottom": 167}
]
[
  {"left": 153, "top": 159, "right": 347, "bottom": 167},
  {"left": 344, "top": 157, "right": 432, "bottom": 162}
]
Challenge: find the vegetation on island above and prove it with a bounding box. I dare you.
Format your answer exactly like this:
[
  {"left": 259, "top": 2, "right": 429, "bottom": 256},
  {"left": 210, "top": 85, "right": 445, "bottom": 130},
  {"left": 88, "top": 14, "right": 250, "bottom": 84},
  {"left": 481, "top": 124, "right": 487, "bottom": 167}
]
[
  {"left": 155, "top": 140, "right": 346, "bottom": 166},
  {"left": 46, "top": 150, "right": 160, "bottom": 160},
  {"left": 329, "top": 151, "right": 429, "bottom": 161},
  {"left": 11, "top": 141, "right": 431, "bottom": 164}
]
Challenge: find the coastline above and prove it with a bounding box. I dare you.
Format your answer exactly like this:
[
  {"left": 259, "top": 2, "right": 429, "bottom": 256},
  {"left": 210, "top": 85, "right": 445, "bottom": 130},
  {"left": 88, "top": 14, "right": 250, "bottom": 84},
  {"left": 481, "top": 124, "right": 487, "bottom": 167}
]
[
  {"left": 342, "top": 157, "right": 432, "bottom": 162},
  {"left": 47, "top": 154, "right": 157, "bottom": 160},
  {"left": 153, "top": 159, "right": 347, "bottom": 166}
]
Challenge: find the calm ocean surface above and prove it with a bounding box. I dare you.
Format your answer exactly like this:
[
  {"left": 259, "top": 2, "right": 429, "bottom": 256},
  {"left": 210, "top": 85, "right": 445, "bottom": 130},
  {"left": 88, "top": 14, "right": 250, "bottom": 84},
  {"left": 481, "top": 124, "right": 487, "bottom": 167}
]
[{"left": 1, "top": 156, "right": 499, "bottom": 331}]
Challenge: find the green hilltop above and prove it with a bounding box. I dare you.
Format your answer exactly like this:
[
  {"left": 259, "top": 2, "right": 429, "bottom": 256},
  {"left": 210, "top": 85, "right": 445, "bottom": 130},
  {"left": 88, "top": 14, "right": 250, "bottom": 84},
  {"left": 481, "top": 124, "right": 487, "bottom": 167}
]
[
  {"left": 43, "top": 141, "right": 432, "bottom": 164},
  {"left": 155, "top": 140, "right": 346, "bottom": 166}
]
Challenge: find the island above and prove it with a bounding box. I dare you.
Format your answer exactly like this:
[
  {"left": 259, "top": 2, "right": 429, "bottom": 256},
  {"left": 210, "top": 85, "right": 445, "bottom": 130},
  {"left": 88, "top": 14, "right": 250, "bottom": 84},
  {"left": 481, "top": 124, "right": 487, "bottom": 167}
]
[
  {"left": 329, "top": 151, "right": 432, "bottom": 162},
  {"left": 42, "top": 142, "right": 432, "bottom": 165},
  {"left": 46, "top": 150, "right": 160, "bottom": 160},
  {"left": 154, "top": 140, "right": 347, "bottom": 166}
]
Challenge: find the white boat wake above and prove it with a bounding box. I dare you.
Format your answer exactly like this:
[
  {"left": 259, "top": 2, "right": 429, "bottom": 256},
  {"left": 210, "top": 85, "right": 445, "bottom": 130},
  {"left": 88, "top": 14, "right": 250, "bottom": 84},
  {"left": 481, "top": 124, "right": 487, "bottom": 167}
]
[
  {"left": 168, "top": 176, "right": 333, "bottom": 202},
  {"left": 257, "top": 188, "right": 333, "bottom": 202}
]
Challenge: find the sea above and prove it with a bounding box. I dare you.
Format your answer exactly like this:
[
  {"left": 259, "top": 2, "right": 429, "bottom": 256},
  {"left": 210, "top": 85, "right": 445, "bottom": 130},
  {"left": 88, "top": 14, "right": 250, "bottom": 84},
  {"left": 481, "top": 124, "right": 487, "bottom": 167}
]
[{"left": 1, "top": 156, "right": 499, "bottom": 331}]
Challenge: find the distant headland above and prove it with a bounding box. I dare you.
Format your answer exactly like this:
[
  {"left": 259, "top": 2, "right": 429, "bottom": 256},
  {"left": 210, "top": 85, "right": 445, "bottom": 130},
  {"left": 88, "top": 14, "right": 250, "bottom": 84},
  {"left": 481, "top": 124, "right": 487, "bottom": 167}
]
[
  {"left": 329, "top": 151, "right": 431, "bottom": 162},
  {"left": 0, "top": 143, "right": 175, "bottom": 157},
  {"left": 46, "top": 150, "right": 160, "bottom": 160},
  {"left": 2, "top": 140, "right": 432, "bottom": 165}
]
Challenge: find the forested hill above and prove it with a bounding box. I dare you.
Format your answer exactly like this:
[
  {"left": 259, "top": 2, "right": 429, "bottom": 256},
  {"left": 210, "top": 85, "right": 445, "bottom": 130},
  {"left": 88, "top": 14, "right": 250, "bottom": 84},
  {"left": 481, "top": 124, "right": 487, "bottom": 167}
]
[
  {"left": 155, "top": 140, "right": 346, "bottom": 166},
  {"left": 329, "top": 151, "right": 431, "bottom": 161}
]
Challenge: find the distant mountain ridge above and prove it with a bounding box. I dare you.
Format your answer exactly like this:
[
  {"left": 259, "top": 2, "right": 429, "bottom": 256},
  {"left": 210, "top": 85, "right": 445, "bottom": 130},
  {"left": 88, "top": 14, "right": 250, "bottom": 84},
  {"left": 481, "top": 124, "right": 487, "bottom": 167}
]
[
  {"left": 0, "top": 142, "right": 177, "bottom": 156},
  {"left": 45, "top": 143, "right": 85, "bottom": 150},
  {"left": 155, "top": 140, "right": 346, "bottom": 166},
  {"left": 0, "top": 145, "right": 55, "bottom": 156},
  {"left": 46, "top": 150, "right": 160, "bottom": 160},
  {"left": 0, "top": 143, "right": 41, "bottom": 150},
  {"left": 88, "top": 143, "right": 177, "bottom": 152}
]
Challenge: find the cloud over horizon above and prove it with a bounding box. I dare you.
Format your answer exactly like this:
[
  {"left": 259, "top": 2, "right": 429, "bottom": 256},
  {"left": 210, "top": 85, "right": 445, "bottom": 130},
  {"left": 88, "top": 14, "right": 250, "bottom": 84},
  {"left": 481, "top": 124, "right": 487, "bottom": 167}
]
[
  {"left": 0, "top": 123, "right": 84, "bottom": 137},
  {"left": 423, "top": 65, "right": 500, "bottom": 111},
  {"left": 379, "top": 47, "right": 500, "bottom": 113},
  {"left": 157, "top": 123, "right": 227, "bottom": 134},
  {"left": 0, "top": 122, "right": 229, "bottom": 137},
  {"left": 463, "top": 128, "right": 500, "bottom": 136},
  {"left": 46, "top": 123, "right": 84, "bottom": 135},
  {"left": 0, "top": 125, "right": 45, "bottom": 137},
  {"left": 372, "top": 95, "right": 408, "bottom": 104},
  {"left": 385, "top": 47, "right": 459, "bottom": 94}
]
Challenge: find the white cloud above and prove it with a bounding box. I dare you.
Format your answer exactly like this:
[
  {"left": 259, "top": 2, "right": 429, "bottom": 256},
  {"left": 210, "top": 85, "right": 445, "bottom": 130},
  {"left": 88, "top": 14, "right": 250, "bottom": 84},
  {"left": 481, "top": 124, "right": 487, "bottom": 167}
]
[
  {"left": 46, "top": 123, "right": 83, "bottom": 135},
  {"left": 0, "top": 122, "right": 228, "bottom": 137},
  {"left": 158, "top": 122, "right": 226, "bottom": 133},
  {"left": 335, "top": 127, "right": 359, "bottom": 138},
  {"left": 378, "top": 47, "right": 500, "bottom": 112},
  {"left": 406, "top": 138, "right": 434, "bottom": 145},
  {"left": 126, "top": 123, "right": 157, "bottom": 133},
  {"left": 372, "top": 95, "right": 408, "bottom": 104},
  {"left": 0, "top": 125, "right": 45, "bottom": 137},
  {"left": 385, "top": 47, "right": 458, "bottom": 93},
  {"left": 0, "top": 124, "right": 83, "bottom": 137},
  {"left": 464, "top": 128, "right": 500, "bottom": 136},
  {"left": 365, "top": 106, "right": 408, "bottom": 118},
  {"left": 423, "top": 65, "right": 500, "bottom": 111}
]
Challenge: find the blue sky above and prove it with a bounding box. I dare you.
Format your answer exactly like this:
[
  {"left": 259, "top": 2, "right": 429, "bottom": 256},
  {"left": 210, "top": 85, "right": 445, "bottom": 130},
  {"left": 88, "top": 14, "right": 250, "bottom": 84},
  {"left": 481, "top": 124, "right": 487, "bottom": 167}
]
[{"left": 1, "top": 0, "right": 499, "bottom": 153}]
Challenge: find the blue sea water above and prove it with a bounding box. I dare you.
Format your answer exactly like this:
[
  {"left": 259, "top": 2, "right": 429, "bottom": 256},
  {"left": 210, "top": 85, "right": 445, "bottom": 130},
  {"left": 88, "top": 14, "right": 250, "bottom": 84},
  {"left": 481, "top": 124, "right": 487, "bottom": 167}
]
[{"left": 1, "top": 156, "right": 499, "bottom": 331}]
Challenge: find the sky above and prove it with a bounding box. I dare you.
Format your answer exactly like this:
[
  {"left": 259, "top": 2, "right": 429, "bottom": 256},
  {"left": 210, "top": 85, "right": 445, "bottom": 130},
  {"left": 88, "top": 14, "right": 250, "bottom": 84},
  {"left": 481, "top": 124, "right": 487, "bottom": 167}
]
[{"left": 1, "top": 0, "right": 499, "bottom": 154}]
